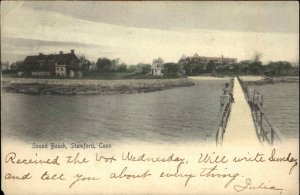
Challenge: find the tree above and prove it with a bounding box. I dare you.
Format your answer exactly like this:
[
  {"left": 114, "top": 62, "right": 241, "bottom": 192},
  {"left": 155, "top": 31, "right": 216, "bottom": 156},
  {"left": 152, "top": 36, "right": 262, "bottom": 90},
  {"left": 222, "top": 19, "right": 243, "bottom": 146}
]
[
  {"left": 206, "top": 60, "right": 215, "bottom": 73},
  {"left": 182, "top": 63, "right": 205, "bottom": 76},
  {"left": 134, "top": 63, "right": 151, "bottom": 74},
  {"left": 116, "top": 63, "right": 127, "bottom": 72},
  {"left": 183, "top": 63, "right": 192, "bottom": 75},
  {"left": 127, "top": 65, "right": 136, "bottom": 73},
  {"left": 191, "top": 63, "right": 204, "bottom": 75},
  {"left": 243, "top": 52, "right": 264, "bottom": 75},
  {"left": 248, "top": 63, "right": 261, "bottom": 74},
  {"left": 238, "top": 60, "right": 252, "bottom": 74},
  {"left": 295, "top": 59, "right": 299, "bottom": 75},
  {"left": 231, "top": 63, "right": 241, "bottom": 74},
  {"left": 96, "top": 58, "right": 113, "bottom": 72},
  {"left": 110, "top": 58, "right": 120, "bottom": 72},
  {"left": 281, "top": 61, "right": 292, "bottom": 75},
  {"left": 265, "top": 61, "right": 292, "bottom": 76},
  {"left": 78, "top": 55, "right": 91, "bottom": 70},
  {"left": 219, "top": 64, "right": 231, "bottom": 73},
  {"left": 254, "top": 52, "right": 263, "bottom": 63},
  {"left": 141, "top": 64, "right": 151, "bottom": 74},
  {"left": 163, "top": 63, "right": 181, "bottom": 76}
]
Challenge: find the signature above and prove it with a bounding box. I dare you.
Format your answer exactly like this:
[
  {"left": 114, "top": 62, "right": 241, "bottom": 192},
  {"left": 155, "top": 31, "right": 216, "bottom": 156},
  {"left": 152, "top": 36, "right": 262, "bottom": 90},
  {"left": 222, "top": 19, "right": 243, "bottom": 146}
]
[{"left": 234, "top": 178, "right": 283, "bottom": 192}]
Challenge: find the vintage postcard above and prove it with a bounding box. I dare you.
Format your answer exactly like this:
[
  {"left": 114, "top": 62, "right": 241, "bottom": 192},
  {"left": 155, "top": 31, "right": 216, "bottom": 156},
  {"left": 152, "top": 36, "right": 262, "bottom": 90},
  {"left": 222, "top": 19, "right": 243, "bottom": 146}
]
[{"left": 1, "top": 1, "right": 299, "bottom": 194}]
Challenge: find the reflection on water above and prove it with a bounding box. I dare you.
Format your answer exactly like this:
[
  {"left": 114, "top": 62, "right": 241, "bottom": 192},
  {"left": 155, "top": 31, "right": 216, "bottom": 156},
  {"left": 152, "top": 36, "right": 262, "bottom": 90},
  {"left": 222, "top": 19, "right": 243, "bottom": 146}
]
[
  {"left": 1, "top": 80, "right": 228, "bottom": 143},
  {"left": 248, "top": 83, "right": 299, "bottom": 138}
]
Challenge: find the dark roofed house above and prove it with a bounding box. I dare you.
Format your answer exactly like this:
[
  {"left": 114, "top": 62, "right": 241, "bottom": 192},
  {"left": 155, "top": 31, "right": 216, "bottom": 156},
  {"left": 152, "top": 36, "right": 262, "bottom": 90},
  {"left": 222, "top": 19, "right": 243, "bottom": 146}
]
[
  {"left": 178, "top": 54, "right": 237, "bottom": 67},
  {"left": 22, "top": 50, "right": 81, "bottom": 78}
]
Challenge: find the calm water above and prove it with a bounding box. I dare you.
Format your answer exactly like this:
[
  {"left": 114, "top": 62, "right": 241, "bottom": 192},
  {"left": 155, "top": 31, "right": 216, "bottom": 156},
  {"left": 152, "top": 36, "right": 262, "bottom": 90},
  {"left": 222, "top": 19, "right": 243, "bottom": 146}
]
[
  {"left": 248, "top": 83, "right": 299, "bottom": 138},
  {"left": 1, "top": 80, "right": 228, "bottom": 143},
  {"left": 2, "top": 80, "right": 298, "bottom": 143}
]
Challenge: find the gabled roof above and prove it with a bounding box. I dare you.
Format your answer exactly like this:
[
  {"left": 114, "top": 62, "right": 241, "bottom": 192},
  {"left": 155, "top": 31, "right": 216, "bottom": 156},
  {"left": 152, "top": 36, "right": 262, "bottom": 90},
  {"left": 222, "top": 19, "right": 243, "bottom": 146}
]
[
  {"left": 153, "top": 57, "right": 164, "bottom": 64},
  {"left": 181, "top": 55, "right": 186, "bottom": 59},
  {"left": 193, "top": 53, "right": 200, "bottom": 58},
  {"left": 24, "top": 52, "right": 79, "bottom": 66}
]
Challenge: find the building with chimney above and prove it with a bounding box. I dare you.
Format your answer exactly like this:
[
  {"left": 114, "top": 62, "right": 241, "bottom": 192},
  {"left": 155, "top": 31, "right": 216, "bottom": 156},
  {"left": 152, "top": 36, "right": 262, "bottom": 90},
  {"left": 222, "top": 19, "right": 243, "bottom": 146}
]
[{"left": 22, "top": 50, "right": 82, "bottom": 77}]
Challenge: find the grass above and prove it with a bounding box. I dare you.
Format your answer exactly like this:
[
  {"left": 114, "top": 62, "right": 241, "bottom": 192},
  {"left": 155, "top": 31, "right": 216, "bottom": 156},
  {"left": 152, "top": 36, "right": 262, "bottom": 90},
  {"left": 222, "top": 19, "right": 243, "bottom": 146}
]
[{"left": 82, "top": 72, "right": 137, "bottom": 80}]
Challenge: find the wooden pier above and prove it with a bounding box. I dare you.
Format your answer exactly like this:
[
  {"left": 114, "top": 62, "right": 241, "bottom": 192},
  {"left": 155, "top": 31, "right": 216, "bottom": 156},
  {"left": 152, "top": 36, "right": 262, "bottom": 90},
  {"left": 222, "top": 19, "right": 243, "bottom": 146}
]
[
  {"left": 222, "top": 77, "right": 260, "bottom": 145},
  {"left": 215, "top": 77, "right": 283, "bottom": 146}
]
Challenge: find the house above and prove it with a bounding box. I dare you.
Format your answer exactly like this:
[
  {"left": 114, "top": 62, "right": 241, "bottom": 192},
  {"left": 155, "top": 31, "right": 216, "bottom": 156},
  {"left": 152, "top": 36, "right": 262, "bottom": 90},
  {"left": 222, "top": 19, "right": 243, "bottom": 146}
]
[
  {"left": 150, "top": 58, "right": 164, "bottom": 76},
  {"left": 22, "top": 50, "right": 82, "bottom": 77},
  {"left": 178, "top": 53, "right": 237, "bottom": 68}
]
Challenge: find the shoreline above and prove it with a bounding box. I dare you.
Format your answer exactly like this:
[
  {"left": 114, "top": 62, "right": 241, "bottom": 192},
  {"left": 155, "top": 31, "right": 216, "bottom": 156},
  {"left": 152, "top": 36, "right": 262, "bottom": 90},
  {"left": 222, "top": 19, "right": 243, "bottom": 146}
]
[
  {"left": 1, "top": 78, "right": 195, "bottom": 95},
  {"left": 240, "top": 76, "right": 299, "bottom": 85},
  {"left": 188, "top": 76, "right": 231, "bottom": 80}
]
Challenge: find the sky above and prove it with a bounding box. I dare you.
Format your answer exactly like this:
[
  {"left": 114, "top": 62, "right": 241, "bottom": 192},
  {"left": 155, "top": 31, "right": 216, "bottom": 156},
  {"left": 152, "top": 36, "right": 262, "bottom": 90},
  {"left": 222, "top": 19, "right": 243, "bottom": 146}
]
[{"left": 1, "top": 1, "right": 299, "bottom": 65}]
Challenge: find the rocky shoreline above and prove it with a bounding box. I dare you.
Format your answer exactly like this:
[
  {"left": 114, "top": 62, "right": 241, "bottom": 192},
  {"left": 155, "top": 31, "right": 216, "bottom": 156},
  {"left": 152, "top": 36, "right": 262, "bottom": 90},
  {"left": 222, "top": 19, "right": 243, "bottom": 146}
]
[{"left": 1, "top": 78, "right": 195, "bottom": 95}]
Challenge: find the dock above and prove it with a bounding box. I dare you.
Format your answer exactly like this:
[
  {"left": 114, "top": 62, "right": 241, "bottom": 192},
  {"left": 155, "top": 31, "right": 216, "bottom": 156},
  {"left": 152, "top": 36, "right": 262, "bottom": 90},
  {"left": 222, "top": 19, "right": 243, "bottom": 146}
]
[
  {"left": 222, "top": 77, "right": 260, "bottom": 145},
  {"left": 215, "top": 77, "right": 284, "bottom": 146}
]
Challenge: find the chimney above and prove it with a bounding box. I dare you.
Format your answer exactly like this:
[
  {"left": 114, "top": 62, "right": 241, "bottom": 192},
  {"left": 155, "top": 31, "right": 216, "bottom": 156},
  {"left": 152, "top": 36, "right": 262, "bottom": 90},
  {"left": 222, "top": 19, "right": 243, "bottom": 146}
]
[
  {"left": 59, "top": 51, "right": 63, "bottom": 54},
  {"left": 71, "top": 49, "right": 74, "bottom": 54}
]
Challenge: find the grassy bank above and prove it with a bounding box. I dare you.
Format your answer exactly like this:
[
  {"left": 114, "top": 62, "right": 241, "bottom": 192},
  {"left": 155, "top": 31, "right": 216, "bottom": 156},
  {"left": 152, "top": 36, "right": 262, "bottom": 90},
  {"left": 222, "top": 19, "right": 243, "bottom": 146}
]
[{"left": 2, "top": 77, "right": 195, "bottom": 95}]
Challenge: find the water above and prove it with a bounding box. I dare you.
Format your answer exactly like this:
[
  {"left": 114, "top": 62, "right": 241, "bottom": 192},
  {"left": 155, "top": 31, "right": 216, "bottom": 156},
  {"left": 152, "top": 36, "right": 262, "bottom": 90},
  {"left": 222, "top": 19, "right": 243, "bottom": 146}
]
[
  {"left": 1, "top": 80, "right": 228, "bottom": 144},
  {"left": 2, "top": 80, "right": 298, "bottom": 143},
  {"left": 248, "top": 83, "right": 299, "bottom": 139}
]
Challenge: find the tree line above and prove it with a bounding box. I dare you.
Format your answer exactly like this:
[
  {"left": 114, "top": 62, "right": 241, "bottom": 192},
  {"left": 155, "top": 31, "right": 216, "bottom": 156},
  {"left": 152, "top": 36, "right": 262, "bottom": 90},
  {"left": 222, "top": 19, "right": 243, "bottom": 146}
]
[
  {"left": 162, "top": 53, "right": 298, "bottom": 77},
  {"left": 80, "top": 56, "right": 152, "bottom": 74},
  {"left": 161, "top": 61, "right": 298, "bottom": 77},
  {"left": 1, "top": 54, "right": 299, "bottom": 77}
]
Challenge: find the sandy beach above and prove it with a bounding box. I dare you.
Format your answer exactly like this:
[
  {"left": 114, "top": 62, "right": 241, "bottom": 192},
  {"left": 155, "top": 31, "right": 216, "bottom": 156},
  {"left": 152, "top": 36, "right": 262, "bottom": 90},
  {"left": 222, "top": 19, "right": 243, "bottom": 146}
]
[
  {"left": 188, "top": 76, "right": 231, "bottom": 80},
  {"left": 239, "top": 75, "right": 263, "bottom": 81}
]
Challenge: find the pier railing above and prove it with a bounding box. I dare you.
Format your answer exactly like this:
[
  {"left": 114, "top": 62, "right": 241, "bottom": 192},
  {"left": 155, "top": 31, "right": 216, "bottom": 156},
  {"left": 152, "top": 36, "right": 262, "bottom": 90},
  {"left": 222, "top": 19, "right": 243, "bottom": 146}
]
[
  {"left": 215, "top": 78, "right": 234, "bottom": 145},
  {"left": 237, "top": 77, "right": 284, "bottom": 145},
  {"left": 215, "top": 95, "right": 232, "bottom": 145}
]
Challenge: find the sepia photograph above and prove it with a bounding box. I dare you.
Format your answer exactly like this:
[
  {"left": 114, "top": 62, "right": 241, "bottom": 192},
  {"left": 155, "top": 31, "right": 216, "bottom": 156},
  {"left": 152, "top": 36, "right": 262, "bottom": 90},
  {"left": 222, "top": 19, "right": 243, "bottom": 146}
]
[{"left": 1, "top": 1, "right": 299, "bottom": 194}]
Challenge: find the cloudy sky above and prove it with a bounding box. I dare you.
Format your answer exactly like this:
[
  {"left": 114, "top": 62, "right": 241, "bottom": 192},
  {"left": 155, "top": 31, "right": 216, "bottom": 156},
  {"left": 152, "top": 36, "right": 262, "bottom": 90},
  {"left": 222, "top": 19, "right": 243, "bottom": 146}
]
[{"left": 1, "top": 1, "right": 299, "bottom": 64}]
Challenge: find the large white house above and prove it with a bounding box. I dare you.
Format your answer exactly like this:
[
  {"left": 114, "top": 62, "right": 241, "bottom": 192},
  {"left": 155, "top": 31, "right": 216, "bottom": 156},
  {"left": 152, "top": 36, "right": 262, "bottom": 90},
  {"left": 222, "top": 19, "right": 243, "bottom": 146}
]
[{"left": 150, "top": 58, "right": 164, "bottom": 76}]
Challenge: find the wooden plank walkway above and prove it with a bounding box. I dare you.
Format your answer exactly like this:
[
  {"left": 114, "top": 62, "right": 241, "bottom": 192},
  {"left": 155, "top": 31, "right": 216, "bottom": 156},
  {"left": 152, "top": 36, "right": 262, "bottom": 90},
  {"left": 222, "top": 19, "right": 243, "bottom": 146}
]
[{"left": 223, "top": 77, "right": 261, "bottom": 145}]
